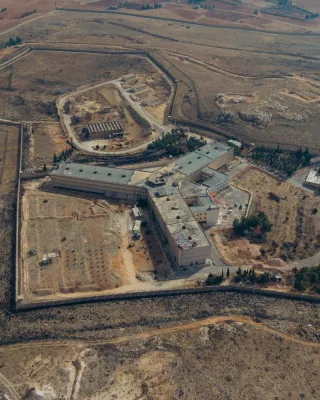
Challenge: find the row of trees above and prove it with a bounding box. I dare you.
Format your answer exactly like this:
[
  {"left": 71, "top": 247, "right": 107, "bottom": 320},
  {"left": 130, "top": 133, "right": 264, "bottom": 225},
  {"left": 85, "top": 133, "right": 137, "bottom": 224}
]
[
  {"left": 232, "top": 211, "right": 272, "bottom": 236},
  {"left": 251, "top": 145, "right": 311, "bottom": 176},
  {"left": 5, "top": 36, "right": 22, "bottom": 47},
  {"left": 140, "top": 3, "right": 163, "bottom": 10},
  {"left": 293, "top": 266, "right": 320, "bottom": 293},
  {"left": 234, "top": 267, "right": 278, "bottom": 285},
  {"left": 205, "top": 269, "right": 230, "bottom": 286},
  {"left": 17, "top": 9, "right": 36, "bottom": 19},
  {"left": 148, "top": 129, "right": 206, "bottom": 156}
]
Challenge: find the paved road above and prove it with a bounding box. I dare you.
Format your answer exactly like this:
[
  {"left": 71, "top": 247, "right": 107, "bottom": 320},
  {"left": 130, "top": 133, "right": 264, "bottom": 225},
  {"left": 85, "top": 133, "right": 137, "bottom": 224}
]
[{"left": 57, "top": 79, "right": 173, "bottom": 155}]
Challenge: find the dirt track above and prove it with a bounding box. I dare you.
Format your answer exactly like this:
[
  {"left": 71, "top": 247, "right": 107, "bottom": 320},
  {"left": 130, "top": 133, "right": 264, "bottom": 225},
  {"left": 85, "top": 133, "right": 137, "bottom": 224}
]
[{"left": 1, "top": 314, "right": 319, "bottom": 351}]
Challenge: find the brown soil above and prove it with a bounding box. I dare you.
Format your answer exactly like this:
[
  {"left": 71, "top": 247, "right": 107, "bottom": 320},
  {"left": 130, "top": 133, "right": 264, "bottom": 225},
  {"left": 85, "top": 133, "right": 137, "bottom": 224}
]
[
  {"left": 0, "top": 51, "right": 154, "bottom": 123},
  {"left": 19, "top": 182, "right": 173, "bottom": 305},
  {"left": 217, "top": 167, "right": 320, "bottom": 265},
  {"left": 0, "top": 124, "right": 19, "bottom": 306},
  {"left": 26, "top": 123, "right": 70, "bottom": 169},
  {"left": 0, "top": 310, "right": 319, "bottom": 399}
]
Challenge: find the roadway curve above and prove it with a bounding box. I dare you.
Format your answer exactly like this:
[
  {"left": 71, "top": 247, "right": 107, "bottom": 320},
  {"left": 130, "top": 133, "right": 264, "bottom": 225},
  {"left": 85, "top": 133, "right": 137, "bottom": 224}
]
[{"left": 57, "top": 79, "right": 173, "bottom": 155}]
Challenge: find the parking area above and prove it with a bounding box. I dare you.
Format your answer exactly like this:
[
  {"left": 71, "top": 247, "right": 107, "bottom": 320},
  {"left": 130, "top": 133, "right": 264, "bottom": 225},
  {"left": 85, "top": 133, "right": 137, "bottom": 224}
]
[{"left": 215, "top": 186, "right": 250, "bottom": 227}]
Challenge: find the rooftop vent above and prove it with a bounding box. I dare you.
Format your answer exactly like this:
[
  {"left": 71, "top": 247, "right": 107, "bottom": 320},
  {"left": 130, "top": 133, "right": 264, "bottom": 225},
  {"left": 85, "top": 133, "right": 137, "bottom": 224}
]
[
  {"left": 176, "top": 215, "right": 180, "bottom": 219},
  {"left": 206, "top": 151, "right": 210, "bottom": 154},
  {"left": 66, "top": 167, "right": 69, "bottom": 170},
  {"left": 197, "top": 156, "right": 201, "bottom": 159},
  {"left": 121, "top": 175, "right": 126, "bottom": 178},
  {"left": 107, "top": 173, "right": 112, "bottom": 176},
  {"left": 93, "top": 171, "right": 97, "bottom": 174},
  {"left": 79, "top": 169, "right": 83, "bottom": 172},
  {"left": 166, "top": 198, "right": 170, "bottom": 201},
  {"left": 182, "top": 225, "right": 186, "bottom": 229},
  {"left": 188, "top": 236, "right": 192, "bottom": 240},
  {"left": 188, "top": 161, "right": 192, "bottom": 164}
]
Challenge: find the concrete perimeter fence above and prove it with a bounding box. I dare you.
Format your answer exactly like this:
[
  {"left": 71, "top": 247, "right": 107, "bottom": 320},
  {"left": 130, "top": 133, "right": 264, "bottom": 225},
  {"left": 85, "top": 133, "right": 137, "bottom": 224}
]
[
  {"left": 15, "top": 285, "right": 320, "bottom": 311},
  {"left": 14, "top": 124, "right": 23, "bottom": 307},
  {"left": 32, "top": 46, "right": 146, "bottom": 55}
]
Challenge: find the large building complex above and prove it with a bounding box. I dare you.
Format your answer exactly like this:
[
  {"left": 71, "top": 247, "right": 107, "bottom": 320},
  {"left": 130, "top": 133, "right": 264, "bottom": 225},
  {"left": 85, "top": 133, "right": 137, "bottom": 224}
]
[{"left": 51, "top": 140, "right": 234, "bottom": 267}]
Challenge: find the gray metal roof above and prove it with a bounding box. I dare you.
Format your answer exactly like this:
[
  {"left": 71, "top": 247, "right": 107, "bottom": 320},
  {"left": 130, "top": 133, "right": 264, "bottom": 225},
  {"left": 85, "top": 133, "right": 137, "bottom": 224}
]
[
  {"left": 195, "top": 140, "right": 231, "bottom": 160},
  {"left": 87, "top": 121, "right": 123, "bottom": 134},
  {"left": 51, "top": 162, "right": 134, "bottom": 184},
  {"left": 174, "top": 152, "right": 212, "bottom": 176},
  {"left": 202, "top": 168, "right": 228, "bottom": 188}
]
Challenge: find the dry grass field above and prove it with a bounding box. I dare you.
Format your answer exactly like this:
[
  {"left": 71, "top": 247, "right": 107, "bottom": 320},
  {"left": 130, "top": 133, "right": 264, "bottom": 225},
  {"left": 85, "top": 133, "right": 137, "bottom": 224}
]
[
  {"left": 25, "top": 123, "right": 70, "bottom": 169},
  {"left": 0, "top": 50, "right": 155, "bottom": 123},
  {"left": 19, "top": 181, "right": 172, "bottom": 304},
  {"left": 0, "top": 9, "right": 317, "bottom": 149},
  {"left": 0, "top": 124, "right": 19, "bottom": 306},
  {"left": 214, "top": 167, "right": 320, "bottom": 266},
  {"left": 0, "top": 293, "right": 319, "bottom": 399}
]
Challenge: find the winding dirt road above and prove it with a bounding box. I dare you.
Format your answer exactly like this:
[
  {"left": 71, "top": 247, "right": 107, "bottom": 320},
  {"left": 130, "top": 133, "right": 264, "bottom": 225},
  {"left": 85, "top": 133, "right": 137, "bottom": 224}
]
[
  {"left": 1, "top": 315, "right": 319, "bottom": 397},
  {"left": 1, "top": 315, "right": 319, "bottom": 352}
]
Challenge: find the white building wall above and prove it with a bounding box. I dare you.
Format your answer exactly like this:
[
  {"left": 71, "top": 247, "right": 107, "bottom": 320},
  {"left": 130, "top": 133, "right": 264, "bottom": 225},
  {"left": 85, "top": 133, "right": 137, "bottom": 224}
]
[
  {"left": 207, "top": 148, "right": 234, "bottom": 170},
  {"left": 51, "top": 175, "right": 147, "bottom": 198}
]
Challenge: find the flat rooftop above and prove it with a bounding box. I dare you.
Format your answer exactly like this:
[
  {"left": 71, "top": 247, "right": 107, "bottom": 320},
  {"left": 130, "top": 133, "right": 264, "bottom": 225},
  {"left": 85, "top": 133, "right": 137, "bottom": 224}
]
[
  {"left": 51, "top": 162, "right": 135, "bottom": 185},
  {"left": 152, "top": 193, "right": 195, "bottom": 225},
  {"left": 202, "top": 168, "right": 229, "bottom": 188},
  {"left": 174, "top": 152, "right": 212, "bottom": 176},
  {"left": 167, "top": 220, "right": 210, "bottom": 249},
  {"left": 180, "top": 181, "right": 208, "bottom": 199},
  {"left": 195, "top": 140, "right": 231, "bottom": 159},
  {"left": 306, "top": 170, "right": 320, "bottom": 186},
  {"left": 189, "top": 194, "right": 219, "bottom": 213}
]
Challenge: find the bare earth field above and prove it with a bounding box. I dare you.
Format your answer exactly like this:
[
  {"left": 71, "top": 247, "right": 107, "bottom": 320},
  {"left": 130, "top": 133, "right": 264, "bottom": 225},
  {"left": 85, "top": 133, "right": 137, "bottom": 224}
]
[
  {"left": 0, "top": 293, "right": 319, "bottom": 399},
  {"left": 0, "top": 50, "right": 155, "bottom": 123},
  {"left": 0, "top": 123, "right": 19, "bottom": 306},
  {"left": 25, "top": 123, "right": 69, "bottom": 169},
  {"left": 214, "top": 167, "right": 320, "bottom": 266},
  {"left": 19, "top": 180, "right": 173, "bottom": 305},
  {"left": 0, "top": 5, "right": 319, "bottom": 398},
  {"left": 0, "top": 10, "right": 318, "bottom": 149}
]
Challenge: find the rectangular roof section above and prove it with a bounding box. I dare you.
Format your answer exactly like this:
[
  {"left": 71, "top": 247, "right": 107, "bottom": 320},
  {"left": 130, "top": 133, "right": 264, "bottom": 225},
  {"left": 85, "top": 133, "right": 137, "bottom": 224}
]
[
  {"left": 167, "top": 221, "right": 210, "bottom": 249},
  {"left": 202, "top": 168, "right": 229, "bottom": 188},
  {"left": 152, "top": 193, "right": 195, "bottom": 225},
  {"left": 51, "top": 162, "right": 135, "bottom": 185},
  {"left": 174, "top": 152, "right": 212, "bottom": 176},
  {"left": 195, "top": 140, "right": 231, "bottom": 159}
]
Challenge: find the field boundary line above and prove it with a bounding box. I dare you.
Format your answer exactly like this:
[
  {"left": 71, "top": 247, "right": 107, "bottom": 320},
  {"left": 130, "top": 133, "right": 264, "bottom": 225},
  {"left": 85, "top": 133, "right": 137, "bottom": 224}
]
[{"left": 56, "top": 8, "right": 320, "bottom": 36}]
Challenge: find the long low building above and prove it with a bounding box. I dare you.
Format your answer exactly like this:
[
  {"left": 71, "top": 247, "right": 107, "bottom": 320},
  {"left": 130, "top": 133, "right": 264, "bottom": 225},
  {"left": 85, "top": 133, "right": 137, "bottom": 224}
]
[
  {"left": 87, "top": 121, "right": 124, "bottom": 139},
  {"left": 51, "top": 163, "right": 148, "bottom": 200}
]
